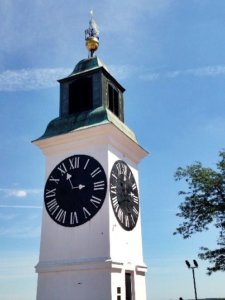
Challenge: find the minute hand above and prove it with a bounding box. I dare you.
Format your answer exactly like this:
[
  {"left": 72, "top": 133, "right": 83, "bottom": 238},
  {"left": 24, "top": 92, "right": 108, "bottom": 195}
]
[{"left": 66, "top": 173, "right": 74, "bottom": 189}]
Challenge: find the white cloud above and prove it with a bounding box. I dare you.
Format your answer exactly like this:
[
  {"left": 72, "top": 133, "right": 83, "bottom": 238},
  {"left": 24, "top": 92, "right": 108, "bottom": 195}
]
[
  {"left": 101, "top": 0, "right": 171, "bottom": 33},
  {"left": 203, "top": 117, "right": 225, "bottom": 137},
  {"left": 0, "top": 68, "right": 70, "bottom": 91},
  {"left": 140, "top": 64, "right": 225, "bottom": 81},
  {"left": 109, "top": 64, "right": 139, "bottom": 80},
  {"left": 0, "top": 188, "right": 42, "bottom": 198},
  {"left": 0, "top": 250, "right": 37, "bottom": 280},
  {"left": 0, "top": 65, "right": 138, "bottom": 91},
  {"left": 139, "top": 72, "right": 160, "bottom": 81},
  {"left": 9, "top": 190, "right": 27, "bottom": 198},
  {"left": 0, "top": 212, "right": 18, "bottom": 221},
  {"left": 0, "top": 205, "right": 42, "bottom": 209},
  {"left": 2, "top": 63, "right": 225, "bottom": 92},
  {"left": 0, "top": 224, "right": 41, "bottom": 239},
  {"left": 167, "top": 65, "right": 225, "bottom": 78}
]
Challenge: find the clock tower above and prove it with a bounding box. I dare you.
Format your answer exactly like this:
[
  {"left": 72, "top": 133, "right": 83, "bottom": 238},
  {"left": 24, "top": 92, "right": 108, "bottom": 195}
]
[{"left": 33, "top": 14, "right": 148, "bottom": 300}]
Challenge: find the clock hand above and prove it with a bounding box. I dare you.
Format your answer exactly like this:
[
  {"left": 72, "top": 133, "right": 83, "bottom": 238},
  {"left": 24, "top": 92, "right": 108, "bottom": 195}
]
[
  {"left": 73, "top": 184, "right": 85, "bottom": 190},
  {"left": 66, "top": 174, "right": 85, "bottom": 190},
  {"left": 66, "top": 173, "right": 74, "bottom": 189}
]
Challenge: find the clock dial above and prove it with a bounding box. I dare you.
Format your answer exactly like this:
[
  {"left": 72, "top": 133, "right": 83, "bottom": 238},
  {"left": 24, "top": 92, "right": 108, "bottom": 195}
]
[
  {"left": 110, "top": 160, "right": 139, "bottom": 231},
  {"left": 44, "top": 154, "right": 107, "bottom": 227}
]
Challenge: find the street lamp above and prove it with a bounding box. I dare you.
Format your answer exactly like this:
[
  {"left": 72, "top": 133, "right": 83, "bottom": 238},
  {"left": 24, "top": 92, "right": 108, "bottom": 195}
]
[{"left": 185, "top": 259, "right": 198, "bottom": 300}]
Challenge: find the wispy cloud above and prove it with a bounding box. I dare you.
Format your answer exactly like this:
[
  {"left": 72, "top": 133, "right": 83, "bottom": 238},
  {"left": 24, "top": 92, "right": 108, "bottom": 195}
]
[
  {"left": 0, "top": 65, "right": 138, "bottom": 91},
  {"left": 0, "top": 251, "right": 37, "bottom": 280},
  {"left": 167, "top": 65, "right": 225, "bottom": 78},
  {"left": 0, "top": 224, "right": 40, "bottom": 239},
  {"left": 140, "top": 64, "right": 225, "bottom": 81},
  {"left": 109, "top": 64, "right": 139, "bottom": 80},
  {"left": 101, "top": 0, "right": 171, "bottom": 34},
  {"left": 0, "top": 188, "right": 42, "bottom": 198},
  {"left": 0, "top": 68, "right": 70, "bottom": 91},
  {"left": 2, "top": 64, "right": 225, "bottom": 92},
  {"left": 203, "top": 117, "right": 225, "bottom": 137},
  {"left": 0, "top": 205, "right": 42, "bottom": 209}
]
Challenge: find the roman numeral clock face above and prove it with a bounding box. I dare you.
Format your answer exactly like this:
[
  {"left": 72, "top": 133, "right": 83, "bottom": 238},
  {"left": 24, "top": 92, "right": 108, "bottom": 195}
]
[
  {"left": 44, "top": 155, "right": 107, "bottom": 227},
  {"left": 110, "top": 160, "right": 139, "bottom": 231}
]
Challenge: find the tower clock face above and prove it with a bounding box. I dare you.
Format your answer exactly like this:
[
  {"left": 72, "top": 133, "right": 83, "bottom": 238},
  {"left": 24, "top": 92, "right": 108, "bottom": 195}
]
[
  {"left": 44, "top": 154, "right": 107, "bottom": 227},
  {"left": 110, "top": 160, "right": 139, "bottom": 231}
]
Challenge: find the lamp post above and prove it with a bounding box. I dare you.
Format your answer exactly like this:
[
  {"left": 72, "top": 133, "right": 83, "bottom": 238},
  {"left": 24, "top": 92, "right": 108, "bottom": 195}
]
[{"left": 185, "top": 260, "right": 198, "bottom": 300}]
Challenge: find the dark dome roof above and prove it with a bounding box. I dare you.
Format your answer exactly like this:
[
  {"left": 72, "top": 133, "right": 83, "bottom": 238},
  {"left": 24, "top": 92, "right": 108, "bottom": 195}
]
[{"left": 71, "top": 56, "right": 109, "bottom": 75}]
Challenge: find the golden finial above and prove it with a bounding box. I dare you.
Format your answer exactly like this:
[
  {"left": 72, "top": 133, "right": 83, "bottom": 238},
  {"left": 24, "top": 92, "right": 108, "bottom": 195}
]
[{"left": 85, "top": 11, "right": 100, "bottom": 58}]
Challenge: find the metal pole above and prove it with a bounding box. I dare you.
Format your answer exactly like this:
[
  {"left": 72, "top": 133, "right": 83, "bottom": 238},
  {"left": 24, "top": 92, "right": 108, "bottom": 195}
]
[
  {"left": 185, "top": 260, "right": 199, "bottom": 300},
  {"left": 192, "top": 268, "right": 198, "bottom": 300}
]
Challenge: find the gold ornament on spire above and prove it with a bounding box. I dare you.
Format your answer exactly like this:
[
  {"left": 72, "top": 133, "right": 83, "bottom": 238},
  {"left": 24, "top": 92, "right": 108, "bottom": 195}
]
[{"left": 85, "top": 11, "right": 100, "bottom": 57}]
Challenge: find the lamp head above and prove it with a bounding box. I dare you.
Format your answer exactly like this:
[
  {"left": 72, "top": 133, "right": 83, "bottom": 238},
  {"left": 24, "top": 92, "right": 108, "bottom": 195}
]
[
  {"left": 185, "top": 260, "right": 191, "bottom": 268},
  {"left": 193, "top": 260, "right": 198, "bottom": 268}
]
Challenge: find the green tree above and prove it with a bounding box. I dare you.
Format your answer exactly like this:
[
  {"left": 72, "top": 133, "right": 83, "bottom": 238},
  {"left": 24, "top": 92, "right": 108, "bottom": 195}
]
[{"left": 174, "top": 151, "right": 225, "bottom": 274}]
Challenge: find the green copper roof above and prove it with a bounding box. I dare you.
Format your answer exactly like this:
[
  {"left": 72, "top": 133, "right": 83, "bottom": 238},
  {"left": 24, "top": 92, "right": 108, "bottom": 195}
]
[
  {"left": 35, "top": 107, "right": 137, "bottom": 143},
  {"left": 69, "top": 57, "right": 109, "bottom": 77}
]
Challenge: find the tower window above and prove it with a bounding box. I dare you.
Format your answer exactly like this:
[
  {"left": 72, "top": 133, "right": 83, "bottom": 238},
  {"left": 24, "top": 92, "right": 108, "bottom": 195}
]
[
  {"left": 117, "top": 286, "right": 121, "bottom": 300},
  {"left": 108, "top": 84, "right": 119, "bottom": 117},
  {"left": 69, "top": 77, "right": 93, "bottom": 114}
]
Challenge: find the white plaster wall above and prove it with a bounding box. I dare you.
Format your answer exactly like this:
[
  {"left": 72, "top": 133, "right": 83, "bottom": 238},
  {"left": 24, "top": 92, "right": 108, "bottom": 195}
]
[
  {"left": 39, "top": 142, "right": 111, "bottom": 263},
  {"left": 107, "top": 145, "right": 145, "bottom": 266},
  {"left": 37, "top": 269, "right": 111, "bottom": 300},
  {"left": 134, "top": 272, "right": 147, "bottom": 300},
  {"left": 34, "top": 123, "right": 148, "bottom": 300}
]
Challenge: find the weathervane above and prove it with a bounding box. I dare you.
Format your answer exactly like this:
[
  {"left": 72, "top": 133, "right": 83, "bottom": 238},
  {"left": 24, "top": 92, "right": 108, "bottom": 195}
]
[{"left": 85, "top": 11, "right": 100, "bottom": 58}]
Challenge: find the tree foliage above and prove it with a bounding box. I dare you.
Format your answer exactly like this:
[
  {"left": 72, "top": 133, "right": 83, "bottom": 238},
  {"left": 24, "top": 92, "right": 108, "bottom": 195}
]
[{"left": 174, "top": 151, "right": 225, "bottom": 274}]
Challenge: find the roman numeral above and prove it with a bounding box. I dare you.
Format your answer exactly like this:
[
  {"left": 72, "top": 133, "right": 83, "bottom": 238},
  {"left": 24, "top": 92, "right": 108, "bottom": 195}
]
[
  {"left": 90, "top": 195, "right": 102, "bottom": 208},
  {"left": 116, "top": 163, "right": 122, "bottom": 175},
  {"left": 112, "top": 173, "right": 117, "bottom": 180},
  {"left": 93, "top": 180, "right": 105, "bottom": 190},
  {"left": 55, "top": 209, "right": 66, "bottom": 223},
  {"left": 83, "top": 158, "right": 90, "bottom": 170},
  {"left": 45, "top": 188, "right": 56, "bottom": 198},
  {"left": 112, "top": 196, "right": 119, "bottom": 212},
  {"left": 132, "top": 194, "right": 139, "bottom": 204},
  {"left": 69, "top": 156, "right": 80, "bottom": 169},
  {"left": 70, "top": 211, "right": 78, "bottom": 225},
  {"left": 46, "top": 199, "right": 59, "bottom": 215},
  {"left": 132, "top": 183, "right": 137, "bottom": 190},
  {"left": 110, "top": 184, "right": 117, "bottom": 194},
  {"left": 133, "top": 206, "right": 139, "bottom": 216},
  {"left": 83, "top": 207, "right": 91, "bottom": 219},
  {"left": 49, "top": 176, "right": 60, "bottom": 185},
  {"left": 116, "top": 162, "right": 127, "bottom": 175},
  {"left": 122, "top": 164, "right": 128, "bottom": 176},
  {"left": 131, "top": 214, "right": 135, "bottom": 225},
  {"left": 117, "top": 208, "right": 124, "bottom": 223},
  {"left": 125, "top": 215, "right": 130, "bottom": 228},
  {"left": 57, "top": 163, "right": 67, "bottom": 176},
  {"left": 90, "top": 167, "right": 101, "bottom": 178}
]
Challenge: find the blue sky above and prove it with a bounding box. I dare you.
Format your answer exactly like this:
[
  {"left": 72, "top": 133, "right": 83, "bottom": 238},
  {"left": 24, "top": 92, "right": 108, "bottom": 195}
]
[{"left": 0, "top": 1, "right": 225, "bottom": 299}]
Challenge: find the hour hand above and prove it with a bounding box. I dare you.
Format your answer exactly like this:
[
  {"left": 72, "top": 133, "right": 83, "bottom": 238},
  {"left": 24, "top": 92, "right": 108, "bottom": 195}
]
[{"left": 73, "top": 184, "right": 85, "bottom": 190}]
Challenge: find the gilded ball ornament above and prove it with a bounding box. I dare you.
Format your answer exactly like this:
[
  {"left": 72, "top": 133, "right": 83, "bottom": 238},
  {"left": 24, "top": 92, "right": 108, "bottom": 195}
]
[{"left": 86, "top": 36, "right": 99, "bottom": 52}]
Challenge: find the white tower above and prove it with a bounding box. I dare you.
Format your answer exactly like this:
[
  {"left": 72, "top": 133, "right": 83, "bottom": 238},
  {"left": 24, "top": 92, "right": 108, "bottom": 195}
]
[{"left": 33, "top": 15, "right": 148, "bottom": 300}]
